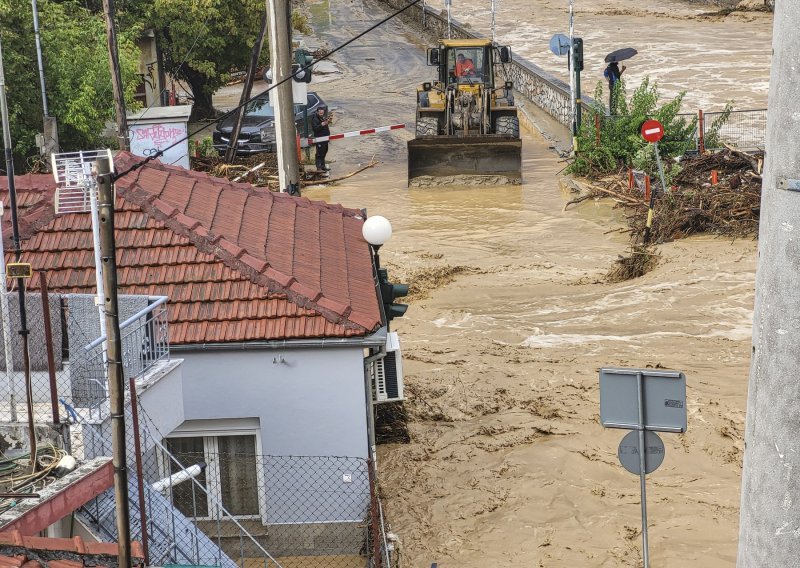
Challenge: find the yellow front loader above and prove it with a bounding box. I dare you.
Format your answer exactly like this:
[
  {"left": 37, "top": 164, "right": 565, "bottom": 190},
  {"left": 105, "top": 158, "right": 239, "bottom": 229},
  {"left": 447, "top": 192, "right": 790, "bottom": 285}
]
[{"left": 407, "top": 39, "right": 522, "bottom": 186}]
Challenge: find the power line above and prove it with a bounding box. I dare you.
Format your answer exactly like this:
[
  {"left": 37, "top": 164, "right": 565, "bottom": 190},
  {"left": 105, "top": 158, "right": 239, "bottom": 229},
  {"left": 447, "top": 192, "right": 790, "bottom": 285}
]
[{"left": 113, "top": 0, "right": 422, "bottom": 182}]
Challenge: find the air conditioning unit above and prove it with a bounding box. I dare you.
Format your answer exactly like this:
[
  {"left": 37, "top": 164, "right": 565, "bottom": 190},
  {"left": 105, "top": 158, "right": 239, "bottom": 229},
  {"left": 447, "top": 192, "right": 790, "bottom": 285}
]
[{"left": 373, "top": 332, "right": 404, "bottom": 403}]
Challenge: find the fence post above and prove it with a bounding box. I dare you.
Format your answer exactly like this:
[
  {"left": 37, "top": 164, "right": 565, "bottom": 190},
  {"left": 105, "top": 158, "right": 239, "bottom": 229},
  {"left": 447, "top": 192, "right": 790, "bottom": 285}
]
[
  {"left": 711, "top": 170, "right": 718, "bottom": 185},
  {"left": 698, "top": 109, "right": 705, "bottom": 154},
  {"left": 129, "top": 377, "right": 150, "bottom": 565},
  {"left": 368, "top": 459, "right": 383, "bottom": 568},
  {"left": 628, "top": 168, "right": 634, "bottom": 190},
  {"left": 645, "top": 175, "right": 651, "bottom": 202},
  {"left": 594, "top": 114, "right": 601, "bottom": 145},
  {"left": 38, "top": 272, "right": 59, "bottom": 425}
]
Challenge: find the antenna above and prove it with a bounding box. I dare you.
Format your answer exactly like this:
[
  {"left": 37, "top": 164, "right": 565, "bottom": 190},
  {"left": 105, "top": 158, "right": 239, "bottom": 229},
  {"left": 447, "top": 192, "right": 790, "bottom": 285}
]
[{"left": 51, "top": 149, "right": 113, "bottom": 391}]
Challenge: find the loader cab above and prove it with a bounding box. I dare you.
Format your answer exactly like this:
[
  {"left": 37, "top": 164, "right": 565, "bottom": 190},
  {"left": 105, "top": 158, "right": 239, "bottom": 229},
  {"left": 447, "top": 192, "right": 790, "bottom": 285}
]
[{"left": 446, "top": 47, "right": 488, "bottom": 85}]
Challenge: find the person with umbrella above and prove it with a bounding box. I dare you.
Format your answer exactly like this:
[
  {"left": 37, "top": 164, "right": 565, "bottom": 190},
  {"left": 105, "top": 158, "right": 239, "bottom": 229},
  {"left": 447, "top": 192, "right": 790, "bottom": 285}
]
[{"left": 604, "top": 48, "right": 637, "bottom": 114}]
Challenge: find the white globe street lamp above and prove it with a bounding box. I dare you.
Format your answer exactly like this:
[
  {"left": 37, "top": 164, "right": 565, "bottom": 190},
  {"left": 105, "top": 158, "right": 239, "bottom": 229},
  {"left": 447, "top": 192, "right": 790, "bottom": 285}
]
[{"left": 362, "top": 215, "right": 392, "bottom": 247}]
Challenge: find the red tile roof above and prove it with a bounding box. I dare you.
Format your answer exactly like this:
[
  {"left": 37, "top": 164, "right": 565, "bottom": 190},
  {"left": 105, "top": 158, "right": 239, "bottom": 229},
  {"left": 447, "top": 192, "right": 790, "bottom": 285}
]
[
  {"left": 0, "top": 531, "right": 144, "bottom": 568},
  {"left": 0, "top": 153, "right": 382, "bottom": 344}
]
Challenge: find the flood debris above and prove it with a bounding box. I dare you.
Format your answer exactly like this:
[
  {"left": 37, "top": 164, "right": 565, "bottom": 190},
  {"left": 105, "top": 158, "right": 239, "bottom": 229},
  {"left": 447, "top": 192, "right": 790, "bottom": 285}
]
[
  {"left": 606, "top": 244, "right": 660, "bottom": 282},
  {"left": 566, "top": 147, "right": 763, "bottom": 281},
  {"left": 189, "top": 153, "right": 378, "bottom": 189}
]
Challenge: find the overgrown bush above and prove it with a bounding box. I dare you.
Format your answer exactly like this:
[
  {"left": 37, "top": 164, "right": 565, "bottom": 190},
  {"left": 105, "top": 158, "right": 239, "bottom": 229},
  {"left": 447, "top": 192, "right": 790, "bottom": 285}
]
[{"left": 567, "top": 78, "right": 698, "bottom": 181}]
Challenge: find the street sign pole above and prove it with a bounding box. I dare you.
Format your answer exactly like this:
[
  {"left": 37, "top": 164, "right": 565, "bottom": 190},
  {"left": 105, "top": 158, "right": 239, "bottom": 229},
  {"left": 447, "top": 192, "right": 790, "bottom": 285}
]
[
  {"left": 636, "top": 371, "right": 650, "bottom": 568},
  {"left": 640, "top": 120, "right": 667, "bottom": 244},
  {"left": 600, "top": 367, "right": 687, "bottom": 568}
]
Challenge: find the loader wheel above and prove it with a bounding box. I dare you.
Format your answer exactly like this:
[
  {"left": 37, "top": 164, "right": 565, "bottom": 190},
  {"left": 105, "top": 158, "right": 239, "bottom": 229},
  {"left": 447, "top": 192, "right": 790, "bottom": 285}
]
[
  {"left": 415, "top": 116, "right": 439, "bottom": 138},
  {"left": 495, "top": 116, "right": 520, "bottom": 138}
]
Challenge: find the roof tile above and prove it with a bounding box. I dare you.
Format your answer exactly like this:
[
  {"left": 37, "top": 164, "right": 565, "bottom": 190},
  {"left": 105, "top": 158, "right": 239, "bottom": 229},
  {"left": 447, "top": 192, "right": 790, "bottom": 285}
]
[{"left": 2, "top": 153, "right": 382, "bottom": 344}]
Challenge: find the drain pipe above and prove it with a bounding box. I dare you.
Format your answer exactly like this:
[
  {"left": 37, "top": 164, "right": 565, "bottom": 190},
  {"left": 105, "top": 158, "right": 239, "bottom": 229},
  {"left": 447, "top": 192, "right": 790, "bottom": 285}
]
[{"left": 364, "top": 342, "right": 387, "bottom": 469}]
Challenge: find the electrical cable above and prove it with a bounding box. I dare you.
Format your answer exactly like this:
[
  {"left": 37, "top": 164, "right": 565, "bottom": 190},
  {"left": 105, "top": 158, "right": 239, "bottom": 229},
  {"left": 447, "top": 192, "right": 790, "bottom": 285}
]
[{"left": 112, "top": 0, "right": 423, "bottom": 182}]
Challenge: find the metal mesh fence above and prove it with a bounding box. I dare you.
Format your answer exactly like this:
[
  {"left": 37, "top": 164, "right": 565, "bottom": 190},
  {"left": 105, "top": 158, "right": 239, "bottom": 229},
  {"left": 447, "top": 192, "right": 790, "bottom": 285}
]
[
  {"left": 0, "top": 285, "right": 392, "bottom": 568},
  {"left": 702, "top": 109, "right": 767, "bottom": 151},
  {"left": 0, "top": 288, "right": 170, "bottom": 427},
  {"left": 77, "top": 396, "right": 387, "bottom": 568},
  {"left": 593, "top": 108, "right": 767, "bottom": 154}
]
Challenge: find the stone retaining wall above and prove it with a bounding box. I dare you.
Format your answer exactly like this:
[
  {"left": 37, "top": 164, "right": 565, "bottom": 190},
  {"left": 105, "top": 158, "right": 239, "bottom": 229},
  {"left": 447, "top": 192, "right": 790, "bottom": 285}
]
[{"left": 379, "top": 0, "right": 597, "bottom": 128}]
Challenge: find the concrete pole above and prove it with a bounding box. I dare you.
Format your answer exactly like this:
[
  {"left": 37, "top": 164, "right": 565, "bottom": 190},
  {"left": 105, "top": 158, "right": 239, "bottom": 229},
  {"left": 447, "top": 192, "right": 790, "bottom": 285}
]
[
  {"left": 31, "top": 0, "right": 59, "bottom": 160},
  {"left": 737, "top": 3, "right": 800, "bottom": 565},
  {"left": 97, "top": 156, "right": 132, "bottom": 568},
  {"left": 267, "top": 0, "right": 300, "bottom": 195},
  {"left": 102, "top": 0, "right": 130, "bottom": 151}
]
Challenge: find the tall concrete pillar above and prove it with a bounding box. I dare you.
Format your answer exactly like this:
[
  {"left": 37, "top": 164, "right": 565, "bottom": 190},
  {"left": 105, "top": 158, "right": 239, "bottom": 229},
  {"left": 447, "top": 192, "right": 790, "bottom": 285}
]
[{"left": 738, "top": 3, "right": 800, "bottom": 565}]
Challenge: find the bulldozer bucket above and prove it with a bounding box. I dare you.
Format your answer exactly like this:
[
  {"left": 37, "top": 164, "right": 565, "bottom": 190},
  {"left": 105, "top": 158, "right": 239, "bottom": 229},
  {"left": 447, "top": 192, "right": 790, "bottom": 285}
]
[{"left": 407, "top": 136, "right": 522, "bottom": 186}]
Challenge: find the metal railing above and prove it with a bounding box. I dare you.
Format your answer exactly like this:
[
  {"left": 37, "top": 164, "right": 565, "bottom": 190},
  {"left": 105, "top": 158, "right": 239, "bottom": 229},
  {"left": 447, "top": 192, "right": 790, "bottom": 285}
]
[
  {"left": 702, "top": 108, "right": 767, "bottom": 152},
  {"left": 67, "top": 296, "right": 170, "bottom": 420},
  {"left": 593, "top": 108, "right": 767, "bottom": 155}
]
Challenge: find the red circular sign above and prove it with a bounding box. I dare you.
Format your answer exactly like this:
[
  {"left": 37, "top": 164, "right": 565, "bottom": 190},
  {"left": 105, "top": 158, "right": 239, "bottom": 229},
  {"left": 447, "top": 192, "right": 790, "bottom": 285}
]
[{"left": 641, "top": 119, "right": 664, "bottom": 143}]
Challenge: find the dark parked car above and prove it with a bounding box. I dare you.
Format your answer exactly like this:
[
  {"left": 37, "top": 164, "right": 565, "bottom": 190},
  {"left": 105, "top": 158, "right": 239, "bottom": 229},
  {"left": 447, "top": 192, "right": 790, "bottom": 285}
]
[{"left": 213, "top": 92, "right": 326, "bottom": 155}]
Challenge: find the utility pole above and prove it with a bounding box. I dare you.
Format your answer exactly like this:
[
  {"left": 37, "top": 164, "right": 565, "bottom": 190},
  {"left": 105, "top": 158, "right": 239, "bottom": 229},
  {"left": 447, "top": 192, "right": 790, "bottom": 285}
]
[
  {"left": 0, "top": 37, "right": 36, "bottom": 470},
  {"left": 567, "top": 0, "right": 577, "bottom": 153},
  {"left": 267, "top": 0, "right": 301, "bottom": 195},
  {"left": 225, "top": 6, "right": 269, "bottom": 163},
  {"left": 737, "top": 3, "right": 800, "bottom": 565},
  {"left": 102, "top": 0, "right": 130, "bottom": 151},
  {"left": 31, "top": 0, "right": 58, "bottom": 161},
  {"left": 96, "top": 156, "right": 132, "bottom": 567}
]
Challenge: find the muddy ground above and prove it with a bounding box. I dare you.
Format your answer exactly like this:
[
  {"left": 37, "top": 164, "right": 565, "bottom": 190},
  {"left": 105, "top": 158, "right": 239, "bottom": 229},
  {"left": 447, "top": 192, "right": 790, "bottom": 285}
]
[{"left": 241, "top": 0, "right": 762, "bottom": 565}]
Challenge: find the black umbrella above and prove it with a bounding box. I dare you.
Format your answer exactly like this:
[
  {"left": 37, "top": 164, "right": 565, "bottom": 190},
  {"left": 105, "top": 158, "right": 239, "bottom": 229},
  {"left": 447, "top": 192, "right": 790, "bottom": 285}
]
[{"left": 605, "top": 48, "right": 638, "bottom": 64}]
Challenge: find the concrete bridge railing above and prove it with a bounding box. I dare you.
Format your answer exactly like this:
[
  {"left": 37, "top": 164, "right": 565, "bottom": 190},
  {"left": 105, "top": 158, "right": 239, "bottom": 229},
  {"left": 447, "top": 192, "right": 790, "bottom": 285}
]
[{"left": 378, "top": 0, "right": 598, "bottom": 129}]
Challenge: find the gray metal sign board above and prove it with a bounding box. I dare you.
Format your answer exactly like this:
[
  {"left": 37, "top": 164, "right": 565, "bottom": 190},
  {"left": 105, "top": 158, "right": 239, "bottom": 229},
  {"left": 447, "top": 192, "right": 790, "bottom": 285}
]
[
  {"left": 549, "top": 34, "right": 571, "bottom": 57},
  {"left": 618, "top": 430, "right": 666, "bottom": 475},
  {"left": 599, "top": 368, "right": 687, "bottom": 433}
]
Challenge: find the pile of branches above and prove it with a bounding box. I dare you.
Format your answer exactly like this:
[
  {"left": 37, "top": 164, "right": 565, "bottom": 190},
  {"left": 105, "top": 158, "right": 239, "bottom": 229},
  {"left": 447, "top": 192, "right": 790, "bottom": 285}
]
[
  {"left": 629, "top": 147, "right": 763, "bottom": 243},
  {"left": 571, "top": 147, "right": 763, "bottom": 245},
  {"left": 191, "top": 153, "right": 280, "bottom": 188},
  {"left": 566, "top": 147, "right": 763, "bottom": 281}
]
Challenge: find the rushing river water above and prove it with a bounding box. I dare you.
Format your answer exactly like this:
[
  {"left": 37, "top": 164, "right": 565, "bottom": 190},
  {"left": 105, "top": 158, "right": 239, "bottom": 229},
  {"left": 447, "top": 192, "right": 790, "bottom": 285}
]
[{"left": 293, "top": 0, "right": 761, "bottom": 565}]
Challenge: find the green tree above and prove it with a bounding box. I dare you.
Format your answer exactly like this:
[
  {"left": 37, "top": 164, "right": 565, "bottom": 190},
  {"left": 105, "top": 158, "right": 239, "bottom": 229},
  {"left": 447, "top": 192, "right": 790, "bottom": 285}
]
[
  {"left": 149, "top": 0, "right": 266, "bottom": 120},
  {"left": 0, "top": 0, "right": 141, "bottom": 162}
]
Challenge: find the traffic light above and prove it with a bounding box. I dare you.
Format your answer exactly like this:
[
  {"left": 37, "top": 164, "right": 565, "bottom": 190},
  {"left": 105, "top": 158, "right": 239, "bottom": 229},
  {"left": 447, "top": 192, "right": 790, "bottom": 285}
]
[
  {"left": 293, "top": 48, "right": 314, "bottom": 83},
  {"left": 378, "top": 268, "right": 409, "bottom": 322},
  {"left": 572, "top": 38, "right": 584, "bottom": 72}
]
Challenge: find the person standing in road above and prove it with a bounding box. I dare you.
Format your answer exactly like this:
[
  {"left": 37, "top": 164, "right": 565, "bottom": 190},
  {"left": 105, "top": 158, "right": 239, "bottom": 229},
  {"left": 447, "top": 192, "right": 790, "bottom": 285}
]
[
  {"left": 604, "top": 61, "right": 625, "bottom": 113},
  {"left": 311, "top": 106, "right": 331, "bottom": 172}
]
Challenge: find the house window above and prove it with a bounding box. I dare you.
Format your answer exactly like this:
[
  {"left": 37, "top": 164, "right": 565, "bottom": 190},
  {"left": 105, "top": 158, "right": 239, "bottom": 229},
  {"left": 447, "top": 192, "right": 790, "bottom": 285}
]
[{"left": 163, "top": 434, "right": 259, "bottom": 518}]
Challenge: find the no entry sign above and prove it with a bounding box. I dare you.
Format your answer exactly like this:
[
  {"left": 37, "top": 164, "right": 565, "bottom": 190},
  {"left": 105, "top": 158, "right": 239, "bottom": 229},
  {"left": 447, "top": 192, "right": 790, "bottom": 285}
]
[{"left": 641, "top": 119, "right": 664, "bottom": 143}]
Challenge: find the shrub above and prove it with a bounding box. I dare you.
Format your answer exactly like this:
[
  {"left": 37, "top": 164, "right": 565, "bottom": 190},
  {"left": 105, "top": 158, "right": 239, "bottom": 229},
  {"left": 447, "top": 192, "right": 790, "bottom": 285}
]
[{"left": 567, "top": 77, "right": 698, "bottom": 181}]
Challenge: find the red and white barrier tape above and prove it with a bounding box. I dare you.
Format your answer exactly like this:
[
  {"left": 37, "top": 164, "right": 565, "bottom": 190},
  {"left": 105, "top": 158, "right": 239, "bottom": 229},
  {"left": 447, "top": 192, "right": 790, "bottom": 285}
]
[{"left": 301, "top": 123, "right": 406, "bottom": 147}]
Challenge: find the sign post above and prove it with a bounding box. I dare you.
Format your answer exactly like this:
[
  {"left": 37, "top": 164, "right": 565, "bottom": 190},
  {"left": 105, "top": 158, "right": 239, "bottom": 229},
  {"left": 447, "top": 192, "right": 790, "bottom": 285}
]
[
  {"left": 600, "top": 367, "right": 687, "bottom": 568},
  {"left": 639, "top": 119, "right": 668, "bottom": 243}
]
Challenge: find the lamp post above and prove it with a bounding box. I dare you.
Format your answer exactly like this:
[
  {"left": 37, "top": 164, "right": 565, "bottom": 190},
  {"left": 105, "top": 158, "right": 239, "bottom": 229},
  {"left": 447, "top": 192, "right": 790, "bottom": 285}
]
[{"left": 362, "top": 215, "right": 393, "bottom": 271}]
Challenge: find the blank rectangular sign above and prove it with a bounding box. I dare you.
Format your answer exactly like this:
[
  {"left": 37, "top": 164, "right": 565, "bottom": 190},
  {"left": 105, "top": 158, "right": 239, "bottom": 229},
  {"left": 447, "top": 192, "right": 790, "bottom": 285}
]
[{"left": 599, "top": 368, "right": 687, "bottom": 433}]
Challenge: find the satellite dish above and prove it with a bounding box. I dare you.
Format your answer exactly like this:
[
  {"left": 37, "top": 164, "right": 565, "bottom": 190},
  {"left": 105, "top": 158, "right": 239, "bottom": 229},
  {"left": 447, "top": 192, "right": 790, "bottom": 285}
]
[{"left": 549, "top": 34, "right": 571, "bottom": 57}]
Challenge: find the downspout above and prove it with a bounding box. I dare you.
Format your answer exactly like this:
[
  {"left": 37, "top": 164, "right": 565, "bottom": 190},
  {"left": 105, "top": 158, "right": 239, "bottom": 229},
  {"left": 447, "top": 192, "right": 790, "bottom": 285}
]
[{"left": 364, "top": 342, "right": 387, "bottom": 470}]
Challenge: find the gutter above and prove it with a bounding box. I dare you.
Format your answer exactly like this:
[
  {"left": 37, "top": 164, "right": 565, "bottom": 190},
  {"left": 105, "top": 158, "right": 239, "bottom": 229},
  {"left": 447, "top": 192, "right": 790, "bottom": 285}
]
[{"left": 170, "top": 328, "right": 387, "bottom": 352}]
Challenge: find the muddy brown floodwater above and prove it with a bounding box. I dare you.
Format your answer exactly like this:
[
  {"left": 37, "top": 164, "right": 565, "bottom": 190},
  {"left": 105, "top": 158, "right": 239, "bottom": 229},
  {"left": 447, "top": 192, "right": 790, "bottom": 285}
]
[
  {"left": 297, "top": 0, "right": 758, "bottom": 565},
  {"left": 423, "top": 0, "right": 773, "bottom": 110}
]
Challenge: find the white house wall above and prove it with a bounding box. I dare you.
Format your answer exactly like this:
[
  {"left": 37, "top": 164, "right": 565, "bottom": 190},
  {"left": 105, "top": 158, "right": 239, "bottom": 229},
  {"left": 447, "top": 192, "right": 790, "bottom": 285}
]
[
  {"left": 173, "top": 346, "right": 371, "bottom": 526},
  {"left": 175, "top": 347, "right": 369, "bottom": 458}
]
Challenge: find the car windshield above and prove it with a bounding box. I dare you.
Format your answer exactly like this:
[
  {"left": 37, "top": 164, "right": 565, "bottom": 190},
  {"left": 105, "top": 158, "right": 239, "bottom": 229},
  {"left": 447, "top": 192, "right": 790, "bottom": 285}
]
[{"left": 246, "top": 97, "right": 274, "bottom": 118}]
